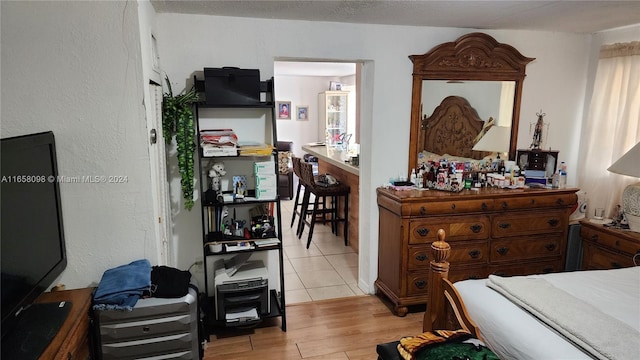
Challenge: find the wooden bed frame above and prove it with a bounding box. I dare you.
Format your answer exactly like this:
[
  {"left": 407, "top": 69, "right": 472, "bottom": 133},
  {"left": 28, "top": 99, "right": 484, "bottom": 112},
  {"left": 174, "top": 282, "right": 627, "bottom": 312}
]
[
  {"left": 420, "top": 96, "right": 492, "bottom": 160},
  {"left": 422, "top": 229, "right": 482, "bottom": 339}
]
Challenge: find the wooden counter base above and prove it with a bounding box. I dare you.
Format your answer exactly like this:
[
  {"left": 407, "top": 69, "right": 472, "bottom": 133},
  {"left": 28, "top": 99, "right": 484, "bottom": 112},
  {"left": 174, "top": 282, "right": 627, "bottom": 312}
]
[{"left": 318, "top": 160, "right": 360, "bottom": 253}]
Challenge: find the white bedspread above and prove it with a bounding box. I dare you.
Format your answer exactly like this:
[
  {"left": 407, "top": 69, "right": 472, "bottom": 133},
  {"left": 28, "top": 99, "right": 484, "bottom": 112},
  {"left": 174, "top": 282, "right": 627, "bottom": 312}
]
[{"left": 454, "top": 267, "right": 640, "bottom": 360}]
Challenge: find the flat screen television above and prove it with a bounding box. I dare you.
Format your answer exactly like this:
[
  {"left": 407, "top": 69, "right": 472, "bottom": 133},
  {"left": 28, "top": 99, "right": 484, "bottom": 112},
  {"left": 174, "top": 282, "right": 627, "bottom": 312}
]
[{"left": 1, "top": 131, "right": 68, "bottom": 339}]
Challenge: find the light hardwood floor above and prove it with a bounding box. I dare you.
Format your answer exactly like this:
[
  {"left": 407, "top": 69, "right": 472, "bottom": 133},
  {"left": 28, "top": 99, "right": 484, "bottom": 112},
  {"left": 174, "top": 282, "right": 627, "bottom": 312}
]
[{"left": 204, "top": 295, "right": 423, "bottom": 359}]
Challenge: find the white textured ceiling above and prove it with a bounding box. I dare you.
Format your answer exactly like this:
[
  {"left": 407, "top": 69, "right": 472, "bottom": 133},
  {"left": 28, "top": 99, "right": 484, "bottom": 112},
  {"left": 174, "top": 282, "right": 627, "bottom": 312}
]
[{"left": 151, "top": 1, "right": 640, "bottom": 34}]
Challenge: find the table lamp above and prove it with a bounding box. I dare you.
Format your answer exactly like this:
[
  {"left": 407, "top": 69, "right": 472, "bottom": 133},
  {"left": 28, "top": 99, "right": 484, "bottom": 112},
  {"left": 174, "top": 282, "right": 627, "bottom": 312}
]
[
  {"left": 607, "top": 141, "right": 640, "bottom": 232},
  {"left": 472, "top": 125, "right": 511, "bottom": 159}
]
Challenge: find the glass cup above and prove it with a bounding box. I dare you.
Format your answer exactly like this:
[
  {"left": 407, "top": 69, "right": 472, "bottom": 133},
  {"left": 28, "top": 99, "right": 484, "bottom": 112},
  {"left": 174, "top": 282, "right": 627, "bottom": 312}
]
[{"left": 594, "top": 208, "right": 605, "bottom": 220}]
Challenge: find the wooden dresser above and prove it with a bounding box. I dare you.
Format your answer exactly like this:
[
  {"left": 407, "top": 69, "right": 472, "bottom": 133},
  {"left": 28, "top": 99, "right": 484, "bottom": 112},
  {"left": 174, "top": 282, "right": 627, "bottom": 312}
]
[
  {"left": 580, "top": 221, "right": 640, "bottom": 270},
  {"left": 376, "top": 187, "right": 578, "bottom": 316},
  {"left": 36, "top": 287, "right": 93, "bottom": 360}
]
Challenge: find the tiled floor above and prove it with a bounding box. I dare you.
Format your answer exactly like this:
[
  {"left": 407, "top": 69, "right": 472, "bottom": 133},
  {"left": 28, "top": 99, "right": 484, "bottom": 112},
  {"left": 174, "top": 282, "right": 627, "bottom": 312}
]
[{"left": 279, "top": 198, "right": 364, "bottom": 304}]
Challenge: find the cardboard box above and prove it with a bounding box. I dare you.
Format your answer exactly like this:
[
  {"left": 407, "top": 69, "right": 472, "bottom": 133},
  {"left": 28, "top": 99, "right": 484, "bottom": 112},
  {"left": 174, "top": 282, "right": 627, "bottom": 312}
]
[
  {"left": 256, "top": 174, "right": 277, "bottom": 189},
  {"left": 255, "top": 187, "right": 277, "bottom": 200},
  {"left": 254, "top": 161, "right": 275, "bottom": 175}
]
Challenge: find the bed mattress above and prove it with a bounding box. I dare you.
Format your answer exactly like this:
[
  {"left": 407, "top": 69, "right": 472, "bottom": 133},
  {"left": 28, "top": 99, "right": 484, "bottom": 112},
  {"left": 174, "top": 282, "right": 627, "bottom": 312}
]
[{"left": 454, "top": 267, "right": 640, "bottom": 360}]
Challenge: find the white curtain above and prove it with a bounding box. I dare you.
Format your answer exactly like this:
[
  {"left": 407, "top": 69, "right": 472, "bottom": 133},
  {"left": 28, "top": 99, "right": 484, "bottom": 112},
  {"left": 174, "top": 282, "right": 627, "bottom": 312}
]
[{"left": 577, "top": 42, "right": 640, "bottom": 219}]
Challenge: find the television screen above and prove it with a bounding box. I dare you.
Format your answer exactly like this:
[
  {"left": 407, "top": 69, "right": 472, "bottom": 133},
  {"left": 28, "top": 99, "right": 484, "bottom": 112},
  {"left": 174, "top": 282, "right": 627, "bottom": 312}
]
[{"left": 1, "top": 131, "right": 67, "bottom": 338}]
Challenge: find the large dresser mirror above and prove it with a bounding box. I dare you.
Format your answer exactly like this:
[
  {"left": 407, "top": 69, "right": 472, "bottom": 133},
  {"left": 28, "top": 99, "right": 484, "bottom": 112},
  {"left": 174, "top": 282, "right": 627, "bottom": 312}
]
[{"left": 408, "top": 33, "right": 534, "bottom": 172}]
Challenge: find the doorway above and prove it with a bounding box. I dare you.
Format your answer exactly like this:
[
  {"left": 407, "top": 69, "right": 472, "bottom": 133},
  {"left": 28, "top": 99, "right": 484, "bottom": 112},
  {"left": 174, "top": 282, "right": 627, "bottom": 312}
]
[{"left": 274, "top": 60, "right": 362, "bottom": 304}]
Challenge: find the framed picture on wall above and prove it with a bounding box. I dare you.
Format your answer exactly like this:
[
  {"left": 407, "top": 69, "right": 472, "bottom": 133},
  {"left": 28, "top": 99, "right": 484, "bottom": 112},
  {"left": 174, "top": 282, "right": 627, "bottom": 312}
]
[
  {"left": 276, "top": 101, "right": 291, "bottom": 120},
  {"left": 296, "top": 106, "right": 309, "bottom": 121}
]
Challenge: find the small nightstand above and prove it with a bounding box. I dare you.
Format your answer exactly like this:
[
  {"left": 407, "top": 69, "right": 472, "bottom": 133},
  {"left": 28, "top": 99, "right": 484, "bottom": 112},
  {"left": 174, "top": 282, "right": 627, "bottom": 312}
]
[{"left": 580, "top": 220, "right": 640, "bottom": 270}]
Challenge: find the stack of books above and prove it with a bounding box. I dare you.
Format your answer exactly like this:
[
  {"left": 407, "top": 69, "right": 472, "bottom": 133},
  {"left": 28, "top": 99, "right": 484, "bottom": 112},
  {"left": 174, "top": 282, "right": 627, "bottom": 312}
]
[
  {"left": 238, "top": 142, "right": 274, "bottom": 156},
  {"left": 200, "top": 129, "right": 238, "bottom": 157},
  {"left": 524, "top": 169, "right": 547, "bottom": 186}
]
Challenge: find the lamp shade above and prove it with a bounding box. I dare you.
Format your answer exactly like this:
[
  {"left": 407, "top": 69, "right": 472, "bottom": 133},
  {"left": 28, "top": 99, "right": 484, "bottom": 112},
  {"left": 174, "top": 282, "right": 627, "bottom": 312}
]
[
  {"left": 472, "top": 125, "right": 511, "bottom": 153},
  {"left": 607, "top": 141, "right": 640, "bottom": 232},
  {"left": 607, "top": 141, "right": 640, "bottom": 177}
]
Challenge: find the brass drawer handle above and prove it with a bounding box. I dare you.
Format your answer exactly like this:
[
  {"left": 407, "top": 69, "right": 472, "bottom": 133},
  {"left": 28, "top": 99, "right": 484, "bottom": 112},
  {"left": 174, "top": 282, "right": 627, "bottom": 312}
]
[
  {"left": 420, "top": 206, "right": 427, "bottom": 215},
  {"left": 502, "top": 201, "right": 508, "bottom": 209},
  {"left": 470, "top": 224, "right": 482, "bottom": 233},
  {"left": 416, "top": 228, "right": 430, "bottom": 237},
  {"left": 548, "top": 219, "right": 559, "bottom": 227},
  {"left": 498, "top": 222, "right": 511, "bottom": 229},
  {"left": 451, "top": 203, "right": 456, "bottom": 210},
  {"left": 497, "top": 247, "right": 509, "bottom": 255},
  {"left": 415, "top": 254, "right": 428, "bottom": 262},
  {"left": 468, "top": 250, "right": 480, "bottom": 259},
  {"left": 414, "top": 280, "right": 427, "bottom": 289},
  {"left": 557, "top": 198, "right": 565, "bottom": 205},
  {"left": 481, "top": 202, "right": 488, "bottom": 210},
  {"left": 530, "top": 199, "right": 535, "bottom": 205},
  {"left": 545, "top": 243, "right": 557, "bottom": 251}
]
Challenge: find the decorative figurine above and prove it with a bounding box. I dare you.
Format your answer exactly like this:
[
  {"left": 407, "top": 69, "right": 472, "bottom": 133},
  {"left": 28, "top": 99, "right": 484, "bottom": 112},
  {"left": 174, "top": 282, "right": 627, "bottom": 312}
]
[
  {"left": 208, "top": 162, "right": 226, "bottom": 202},
  {"left": 530, "top": 110, "right": 546, "bottom": 149}
]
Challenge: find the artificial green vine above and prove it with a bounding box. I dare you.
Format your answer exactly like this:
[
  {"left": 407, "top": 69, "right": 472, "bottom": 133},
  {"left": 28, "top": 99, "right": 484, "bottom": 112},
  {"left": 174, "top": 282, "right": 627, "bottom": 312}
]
[{"left": 162, "top": 76, "right": 199, "bottom": 210}]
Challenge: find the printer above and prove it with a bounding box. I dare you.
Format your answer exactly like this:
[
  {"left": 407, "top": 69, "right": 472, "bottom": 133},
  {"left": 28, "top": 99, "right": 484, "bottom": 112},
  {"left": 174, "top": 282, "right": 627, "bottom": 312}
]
[{"left": 213, "top": 257, "right": 269, "bottom": 324}]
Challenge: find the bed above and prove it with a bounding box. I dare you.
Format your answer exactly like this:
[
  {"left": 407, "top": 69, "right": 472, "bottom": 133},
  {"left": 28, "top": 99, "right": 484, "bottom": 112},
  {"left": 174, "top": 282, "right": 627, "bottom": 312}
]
[{"left": 424, "top": 229, "right": 640, "bottom": 360}]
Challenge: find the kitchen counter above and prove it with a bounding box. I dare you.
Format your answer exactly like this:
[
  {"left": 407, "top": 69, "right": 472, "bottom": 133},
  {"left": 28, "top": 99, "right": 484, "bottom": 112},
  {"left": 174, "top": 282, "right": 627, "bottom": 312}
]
[
  {"left": 301, "top": 144, "right": 359, "bottom": 176},
  {"left": 301, "top": 143, "right": 360, "bottom": 252}
]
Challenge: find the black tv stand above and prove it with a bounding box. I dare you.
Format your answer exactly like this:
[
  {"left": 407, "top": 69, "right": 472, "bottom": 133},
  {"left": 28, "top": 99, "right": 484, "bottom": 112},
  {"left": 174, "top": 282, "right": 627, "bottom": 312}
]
[{"left": 1, "top": 301, "right": 72, "bottom": 360}]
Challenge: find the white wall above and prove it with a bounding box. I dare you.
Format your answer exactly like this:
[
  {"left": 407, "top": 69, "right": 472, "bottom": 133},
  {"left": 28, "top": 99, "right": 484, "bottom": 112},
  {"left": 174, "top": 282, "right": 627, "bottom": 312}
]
[
  {"left": 1, "top": 1, "right": 158, "bottom": 288},
  {"left": 275, "top": 75, "right": 340, "bottom": 156},
  {"left": 155, "top": 14, "right": 595, "bottom": 293}
]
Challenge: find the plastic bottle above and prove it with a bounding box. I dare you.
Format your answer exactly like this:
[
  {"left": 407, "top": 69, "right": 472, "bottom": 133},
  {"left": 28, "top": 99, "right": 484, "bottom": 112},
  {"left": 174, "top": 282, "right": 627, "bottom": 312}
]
[
  {"left": 559, "top": 162, "right": 567, "bottom": 188},
  {"left": 552, "top": 170, "right": 561, "bottom": 188},
  {"left": 410, "top": 168, "right": 417, "bottom": 185}
]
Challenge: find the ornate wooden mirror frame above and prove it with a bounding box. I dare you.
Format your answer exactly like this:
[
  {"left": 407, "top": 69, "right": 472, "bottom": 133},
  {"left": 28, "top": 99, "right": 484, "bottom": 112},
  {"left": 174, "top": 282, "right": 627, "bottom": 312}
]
[{"left": 407, "top": 32, "right": 534, "bottom": 172}]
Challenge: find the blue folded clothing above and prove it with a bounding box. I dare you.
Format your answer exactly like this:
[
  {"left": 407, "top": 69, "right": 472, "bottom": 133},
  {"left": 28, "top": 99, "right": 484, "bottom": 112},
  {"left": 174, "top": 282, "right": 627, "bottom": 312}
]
[{"left": 93, "top": 259, "right": 151, "bottom": 311}]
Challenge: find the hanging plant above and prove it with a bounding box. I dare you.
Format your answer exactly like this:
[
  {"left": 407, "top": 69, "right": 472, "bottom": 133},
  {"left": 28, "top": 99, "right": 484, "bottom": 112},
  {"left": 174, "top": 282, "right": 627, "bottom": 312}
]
[{"left": 162, "top": 76, "right": 199, "bottom": 210}]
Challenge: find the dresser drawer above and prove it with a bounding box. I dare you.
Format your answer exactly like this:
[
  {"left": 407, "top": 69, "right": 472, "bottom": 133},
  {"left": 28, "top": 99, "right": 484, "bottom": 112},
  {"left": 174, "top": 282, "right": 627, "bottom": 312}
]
[
  {"left": 488, "top": 260, "right": 561, "bottom": 277},
  {"left": 406, "top": 272, "right": 429, "bottom": 296},
  {"left": 582, "top": 242, "right": 635, "bottom": 270},
  {"left": 448, "top": 266, "right": 488, "bottom": 282},
  {"left": 495, "top": 193, "right": 576, "bottom": 211},
  {"left": 409, "top": 199, "right": 493, "bottom": 216},
  {"left": 409, "top": 216, "right": 490, "bottom": 244},
  {"left": 492, "top": 211, "right": 565, "bottom": 238},
  {"left": 489, "top": 235, "right": 562, "bottom": 263},
  {"left": 581, "top": 226, "right": 640, "bottom": 256},
  {"left": 408, "top": 242, "right": 488, "bottom": 269}
]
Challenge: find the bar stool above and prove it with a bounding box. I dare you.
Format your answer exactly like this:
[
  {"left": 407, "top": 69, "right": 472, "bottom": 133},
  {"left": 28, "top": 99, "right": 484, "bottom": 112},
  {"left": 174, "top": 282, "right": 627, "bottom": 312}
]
[
  {"left": 297, "top": 161, "right": 350, "bottom": 249},
  {"left": 290, "top": 157, "right": 306, "bottom": 230}
]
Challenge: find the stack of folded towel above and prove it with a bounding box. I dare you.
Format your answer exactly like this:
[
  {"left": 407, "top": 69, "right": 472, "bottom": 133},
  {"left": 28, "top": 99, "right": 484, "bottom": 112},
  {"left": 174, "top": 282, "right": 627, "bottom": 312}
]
[
  {"left": 93, "top": 260, "right": 194, "bottom": 311},
  {"left": 93, "top": 259, "right": 151, "bottom": 311}
]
